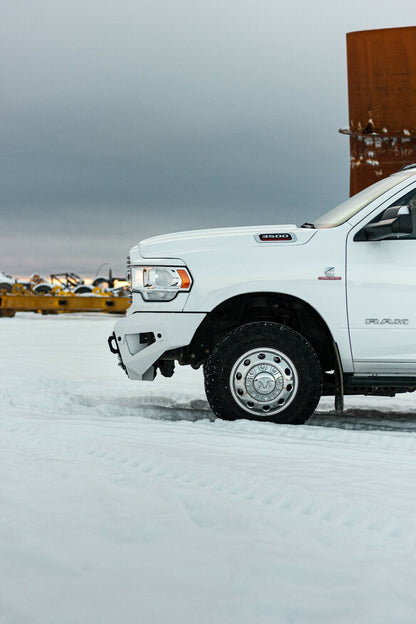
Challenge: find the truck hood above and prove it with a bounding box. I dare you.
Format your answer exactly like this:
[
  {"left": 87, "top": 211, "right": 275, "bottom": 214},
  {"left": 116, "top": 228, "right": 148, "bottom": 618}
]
[{"left": 136, "top": 224, "right": 317, "bottom": 260}]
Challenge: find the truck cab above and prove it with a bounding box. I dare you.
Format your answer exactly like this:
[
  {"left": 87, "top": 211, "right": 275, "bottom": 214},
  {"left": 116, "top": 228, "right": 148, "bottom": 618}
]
[{"left": 109, "top": 167, "right": 416, "bottom": 424}]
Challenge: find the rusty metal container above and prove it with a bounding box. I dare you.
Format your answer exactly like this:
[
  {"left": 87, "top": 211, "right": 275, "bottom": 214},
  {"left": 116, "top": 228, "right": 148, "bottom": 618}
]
[{"left": 340, "top": 26, "right": 416, "bottom": 195}]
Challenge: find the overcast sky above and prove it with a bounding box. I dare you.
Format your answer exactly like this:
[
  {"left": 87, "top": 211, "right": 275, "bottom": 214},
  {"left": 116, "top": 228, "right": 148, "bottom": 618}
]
[{"left": 2, "top": 0, "right": 415, "bottom": 275}]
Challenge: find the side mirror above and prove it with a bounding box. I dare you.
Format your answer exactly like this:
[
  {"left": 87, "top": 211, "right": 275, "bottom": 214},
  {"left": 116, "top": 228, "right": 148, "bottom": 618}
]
[{"left": 363, "top": 208, "right": 413, "bottom": 241}]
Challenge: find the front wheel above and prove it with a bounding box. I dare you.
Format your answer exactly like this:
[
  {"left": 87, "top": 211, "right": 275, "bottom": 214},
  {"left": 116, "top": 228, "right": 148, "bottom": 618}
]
[{"left": 204, "top": 322, "right": 322, "bottom": 425}]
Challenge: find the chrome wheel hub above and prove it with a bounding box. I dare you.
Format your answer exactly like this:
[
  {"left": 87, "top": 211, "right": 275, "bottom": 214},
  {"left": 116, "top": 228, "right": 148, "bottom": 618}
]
[
  {"left": 252, "top": 370, "right": 278, "bottom": 395},
  {"left": 230, "top": 347, "right": 298, "bottom": 416}
]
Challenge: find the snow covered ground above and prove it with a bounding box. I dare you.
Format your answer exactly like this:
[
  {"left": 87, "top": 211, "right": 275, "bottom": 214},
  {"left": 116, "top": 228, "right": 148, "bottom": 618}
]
[{"left": 2, "top": 314, "right": 416, "bottom": 624}]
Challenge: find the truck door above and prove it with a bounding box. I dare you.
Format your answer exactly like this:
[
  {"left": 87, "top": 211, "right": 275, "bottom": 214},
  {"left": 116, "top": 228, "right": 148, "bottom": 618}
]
[{"left": 346, "top": 188, "right": 416, "bottom": 373}]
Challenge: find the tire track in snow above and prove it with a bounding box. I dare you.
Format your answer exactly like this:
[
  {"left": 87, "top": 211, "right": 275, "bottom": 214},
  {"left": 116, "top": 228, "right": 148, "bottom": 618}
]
[
  {"left": 0, "top": 382, "right": 212, "bottom": 422},
  {"left": 85, "top": 442, "right": 416, "bottom": 554},
  {"left": 2, "top": 392, "right": 416, "bottom": 553},
  {"left": 4, "top": 379, "right": 416, "bottom": 451},
  {"left": 205, "top": 416, "right": 416, "bottom": 453},
  {"left": 4, "top": 377, "right": 416, "bottom": 459}
]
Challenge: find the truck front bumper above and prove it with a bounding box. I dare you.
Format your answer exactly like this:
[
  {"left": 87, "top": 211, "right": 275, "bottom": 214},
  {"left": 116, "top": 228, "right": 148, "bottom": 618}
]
[{"left": 109, "top": 312, "right": 206, "bottom": 381}]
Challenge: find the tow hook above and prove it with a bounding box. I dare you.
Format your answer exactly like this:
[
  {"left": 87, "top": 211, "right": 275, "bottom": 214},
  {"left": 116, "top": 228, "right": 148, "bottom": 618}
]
[
  {"left": 108, "top": 333, "right": 119, "bottom": 354},
  {"left": 108, "top": 332, "right": 127, "bottom": 373}
]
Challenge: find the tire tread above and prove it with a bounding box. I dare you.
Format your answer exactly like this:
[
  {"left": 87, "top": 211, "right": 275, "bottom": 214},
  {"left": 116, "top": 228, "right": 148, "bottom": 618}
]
[{"left": 204, "top": 322, "right": 322, "bottom": 424}]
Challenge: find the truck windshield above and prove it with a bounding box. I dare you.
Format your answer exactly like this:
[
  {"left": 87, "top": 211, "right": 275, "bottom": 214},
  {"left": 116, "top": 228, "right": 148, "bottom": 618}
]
[{"left": 313, "top": 171, "right": 415, "bottom": 228}]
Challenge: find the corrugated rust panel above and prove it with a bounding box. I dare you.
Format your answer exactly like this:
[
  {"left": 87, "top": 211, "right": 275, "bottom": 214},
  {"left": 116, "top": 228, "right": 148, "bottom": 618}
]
[{"left": 341, "top": 27, "right": 416, "bottom": 195}]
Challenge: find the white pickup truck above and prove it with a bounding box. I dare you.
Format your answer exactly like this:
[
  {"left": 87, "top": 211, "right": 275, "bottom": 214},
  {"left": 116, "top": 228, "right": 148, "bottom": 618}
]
[{"left": 109, "top": 166, "right": 416, "bottom": 424}]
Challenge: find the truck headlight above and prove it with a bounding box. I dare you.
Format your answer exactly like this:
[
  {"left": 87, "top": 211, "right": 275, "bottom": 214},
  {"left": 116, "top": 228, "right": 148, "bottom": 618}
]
[{"left": 131, "top": 266, "right": 192, "bottom": 301}]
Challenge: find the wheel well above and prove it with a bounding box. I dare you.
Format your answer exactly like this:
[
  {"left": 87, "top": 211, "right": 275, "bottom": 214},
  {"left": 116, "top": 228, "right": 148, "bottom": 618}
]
[{"left": 187, "top": 292, "right": 335, "bottom": 371}]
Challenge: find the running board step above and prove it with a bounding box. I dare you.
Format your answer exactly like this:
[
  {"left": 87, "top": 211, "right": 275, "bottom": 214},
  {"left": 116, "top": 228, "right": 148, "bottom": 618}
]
[{"left": 344, "top": 376, "right": 416, "bottom": 396}]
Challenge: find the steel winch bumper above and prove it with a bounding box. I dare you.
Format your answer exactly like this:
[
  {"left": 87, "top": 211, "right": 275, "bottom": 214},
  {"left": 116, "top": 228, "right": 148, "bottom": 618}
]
[{"left": 109, "top": 312, "right": 206, "bottom": 381}]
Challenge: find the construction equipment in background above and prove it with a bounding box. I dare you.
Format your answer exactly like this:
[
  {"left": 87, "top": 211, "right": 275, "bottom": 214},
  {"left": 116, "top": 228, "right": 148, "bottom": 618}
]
[
  {"left": 0, "top": 270, "right": 130, "bottom": 317},
  {"left": 50, "top": 272, "right": 90, "bottom": 293},
  {"left": 0, "top": 271, "right": 15, "bottom": 293},
  {"left": 340, "top": 26, "right": 416, "bottom": 195},
  {"left": 50, "top": 269, "right": 127, "bottom": 293}
]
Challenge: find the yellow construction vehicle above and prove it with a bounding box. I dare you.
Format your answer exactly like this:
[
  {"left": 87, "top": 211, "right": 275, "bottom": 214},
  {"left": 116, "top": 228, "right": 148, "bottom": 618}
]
[{"left": 0, "top": 283, "right": 130, "bottom": 317}]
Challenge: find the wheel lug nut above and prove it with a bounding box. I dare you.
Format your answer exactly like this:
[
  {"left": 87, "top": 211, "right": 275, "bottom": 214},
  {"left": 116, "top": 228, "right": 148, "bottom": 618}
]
[{"left": 244, "top": 359, "right": 250, "bottom": 366}]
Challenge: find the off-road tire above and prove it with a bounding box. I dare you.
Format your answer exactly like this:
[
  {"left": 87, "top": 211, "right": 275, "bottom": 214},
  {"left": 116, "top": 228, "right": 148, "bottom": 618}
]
[{"left": 204, "top": 322, "right": 322, "bottom": 424}]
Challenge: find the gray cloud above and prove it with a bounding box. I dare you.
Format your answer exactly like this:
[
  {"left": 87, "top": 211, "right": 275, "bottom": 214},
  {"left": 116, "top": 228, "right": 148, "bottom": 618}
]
[{"left": 1, "top": 0, "right": 415, "bottom": 274}]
